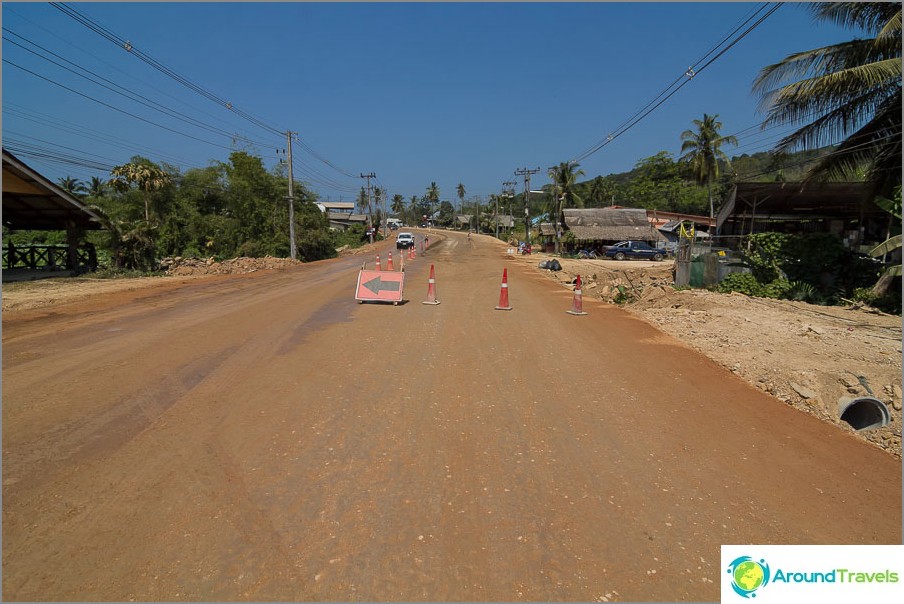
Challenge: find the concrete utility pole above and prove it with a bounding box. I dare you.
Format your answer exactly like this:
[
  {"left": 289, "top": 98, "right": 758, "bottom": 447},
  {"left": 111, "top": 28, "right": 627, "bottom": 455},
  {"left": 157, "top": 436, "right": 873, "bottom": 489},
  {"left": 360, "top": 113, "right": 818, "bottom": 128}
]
[
  {"left": 515, "top": 167, "right": 540, "bottom": 246},
  {"left": 381, "top": 189, "right": 387, "bottom": 238},
  {"left": 501, "top": 180, "right": 516, "bottom": 239},
  {"left": 286, "top": 131, "right": 297, "bottom": 260},
  {"left": 360, "top": 172, "right": 376, "bottom": 243}
]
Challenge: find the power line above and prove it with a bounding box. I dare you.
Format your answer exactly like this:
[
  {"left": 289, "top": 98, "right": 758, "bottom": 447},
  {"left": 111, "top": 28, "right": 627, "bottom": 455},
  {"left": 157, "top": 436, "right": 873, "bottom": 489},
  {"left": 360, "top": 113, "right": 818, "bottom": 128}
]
[
  {"left": 3, "top": 104, "right": 207, "bottom": 169},
  {"left": 48, "top": 2, "right": 361, "bottom": 182},
  {"left": 3, "top": 29, "right": 276, "bottom": 150},
  {"left": 572, "top": 2, "right": 783, "bottom": 164},
  {"left": 4, "top": 3, "right": 273, "bottom": 146},
  {"left": 50, "top": 1, "right": 286, "bottom": 137},
  {"left": 3, "top": 58, "right": 247, "bottom": 153}
]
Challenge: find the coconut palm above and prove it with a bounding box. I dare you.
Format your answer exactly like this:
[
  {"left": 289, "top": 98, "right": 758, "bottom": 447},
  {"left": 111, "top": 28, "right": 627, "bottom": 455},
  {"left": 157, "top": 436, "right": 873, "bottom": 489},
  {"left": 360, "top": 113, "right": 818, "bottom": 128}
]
[
  {"left": 110, "top": 162, "right": 171, "bottom": 221},
  {"left": 679, "top": 114, "right": 738, "bottom": 218},
  {"left": 869, "top": 185, "right": 902, "bottom": 296},
  {"left": 456, "top": 183, "right": 466, "bottom": 214},
  {"left": 752, "top": 2, "right": 901, "bottom": 198},
  {"left": 426, "top": 182, "right": 440, "bottom": 203},
  {"left": 57, "top": 176, "right": 87, "bottom": 196},
  {"left": 88, "top": 176, "right": 107, "bottom": 198},
  {"left": 425, "top": 182, "right": 440, "bottom": 224},
  {"left": 548, "top": 161, "right": 585, "bottom": 254},
  {"left": 391, "top": 194, "right": 405, "bottom": 216}
]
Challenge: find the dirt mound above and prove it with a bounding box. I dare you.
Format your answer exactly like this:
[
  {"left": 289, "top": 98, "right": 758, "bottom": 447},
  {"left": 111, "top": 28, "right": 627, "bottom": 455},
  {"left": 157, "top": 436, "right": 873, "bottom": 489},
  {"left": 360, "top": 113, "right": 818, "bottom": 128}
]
[{"left": 161, "top": 256, "right": 302, "bottom": 276}]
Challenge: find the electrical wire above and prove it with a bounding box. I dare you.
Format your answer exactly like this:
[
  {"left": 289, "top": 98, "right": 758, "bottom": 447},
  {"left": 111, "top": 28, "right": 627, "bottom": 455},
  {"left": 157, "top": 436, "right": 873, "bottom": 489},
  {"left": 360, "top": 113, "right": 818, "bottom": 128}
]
[
  {"left": 4, "top": 3, "right": 275, "bottom": 146},
  {"left": 572, "top": 2, "right": 783, "bottom": 164},
  {"left": 3, "top": 29, "right": 277, "bottom": 150},
  {"left": 49, "top": 2, "right": 362, "bottom": 182}
]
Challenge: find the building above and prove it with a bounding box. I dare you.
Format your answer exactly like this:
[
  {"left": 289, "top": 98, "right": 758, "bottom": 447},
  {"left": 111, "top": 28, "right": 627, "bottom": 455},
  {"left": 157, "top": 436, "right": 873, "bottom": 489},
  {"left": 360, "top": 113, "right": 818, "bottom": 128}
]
[
  {"left": 716, "top": 182, "right": 889, "bottom": 251},
  {"left": 2, "top": 149, "right": 104, "bottom": 280}
]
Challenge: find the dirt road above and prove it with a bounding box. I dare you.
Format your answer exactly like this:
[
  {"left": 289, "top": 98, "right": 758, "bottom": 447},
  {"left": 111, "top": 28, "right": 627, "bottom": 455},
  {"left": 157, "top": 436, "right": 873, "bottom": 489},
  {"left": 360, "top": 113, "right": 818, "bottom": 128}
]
[{"left": 3, "top": 231, "right": 901, "bottom": 601}]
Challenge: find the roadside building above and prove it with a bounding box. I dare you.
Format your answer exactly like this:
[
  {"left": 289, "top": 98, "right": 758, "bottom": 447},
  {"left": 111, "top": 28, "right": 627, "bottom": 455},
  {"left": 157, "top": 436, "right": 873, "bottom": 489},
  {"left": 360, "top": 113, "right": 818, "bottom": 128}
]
[{"left": 2, "top": 149, "right": 104, "bottom": 281}]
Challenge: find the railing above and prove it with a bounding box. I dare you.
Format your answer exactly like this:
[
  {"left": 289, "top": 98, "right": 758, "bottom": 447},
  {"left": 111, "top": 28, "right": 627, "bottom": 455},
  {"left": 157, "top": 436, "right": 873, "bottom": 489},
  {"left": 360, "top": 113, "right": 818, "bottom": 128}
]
[{"left": 3, "top": 243, "right": 97, "bottom": 272}]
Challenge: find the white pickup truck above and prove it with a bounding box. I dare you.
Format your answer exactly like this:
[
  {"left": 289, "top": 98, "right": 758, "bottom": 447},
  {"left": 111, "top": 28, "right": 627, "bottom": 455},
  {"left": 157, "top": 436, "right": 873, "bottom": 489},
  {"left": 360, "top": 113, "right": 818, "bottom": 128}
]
[{"left": 396, "top": 232, "right": 415, "bottom": 249}]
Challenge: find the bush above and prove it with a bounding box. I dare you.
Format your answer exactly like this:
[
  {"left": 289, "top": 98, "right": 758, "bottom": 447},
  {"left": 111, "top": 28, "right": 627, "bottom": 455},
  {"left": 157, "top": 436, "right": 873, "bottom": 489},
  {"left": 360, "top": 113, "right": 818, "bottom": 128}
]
[
  {"left": 717, "top": 273, "right": 762, "bottom": 296},
  {"left": 761, "top": 278, "right": 792, "bottom": 299}
]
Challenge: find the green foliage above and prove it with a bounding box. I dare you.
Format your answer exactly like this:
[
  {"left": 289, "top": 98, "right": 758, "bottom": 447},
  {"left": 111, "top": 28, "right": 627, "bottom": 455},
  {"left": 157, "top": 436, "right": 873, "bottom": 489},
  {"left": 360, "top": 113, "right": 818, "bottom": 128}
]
[
  {"left": 761, "top": 278, "right": 792, "bottom": 299},
  {"left": 612, "top": 284, "right": 633, "bottom": 304},
  {"left": 722, "top": 231, "right": 885, "bottom": 306},
  {"left": 717, "top": 273, "right": 763, "bottom": 296}
]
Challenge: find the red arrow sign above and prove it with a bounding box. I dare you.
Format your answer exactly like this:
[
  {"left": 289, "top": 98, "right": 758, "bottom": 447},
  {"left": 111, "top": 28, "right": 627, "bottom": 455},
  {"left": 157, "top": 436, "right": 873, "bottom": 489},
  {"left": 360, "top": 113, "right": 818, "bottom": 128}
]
[{"left": 355, "top": 270, "right": 405, "bottom": 303}]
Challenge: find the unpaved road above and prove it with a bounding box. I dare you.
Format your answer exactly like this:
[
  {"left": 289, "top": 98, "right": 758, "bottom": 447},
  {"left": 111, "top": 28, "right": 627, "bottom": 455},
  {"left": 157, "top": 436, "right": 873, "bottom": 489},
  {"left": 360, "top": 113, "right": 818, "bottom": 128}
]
[{"left": 2, "top": 231, "right": 901, "bottom": 601}]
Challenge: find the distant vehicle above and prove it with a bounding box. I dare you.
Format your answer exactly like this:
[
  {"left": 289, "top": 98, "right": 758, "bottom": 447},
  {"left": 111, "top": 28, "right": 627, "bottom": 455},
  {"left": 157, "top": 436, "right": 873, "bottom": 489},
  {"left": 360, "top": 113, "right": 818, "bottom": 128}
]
[
  {"left": 396, "top": 232, "right": 415, "bottom": 249},
  {"left": 603, "top": 240, "right": 665, "bottom": 261}
]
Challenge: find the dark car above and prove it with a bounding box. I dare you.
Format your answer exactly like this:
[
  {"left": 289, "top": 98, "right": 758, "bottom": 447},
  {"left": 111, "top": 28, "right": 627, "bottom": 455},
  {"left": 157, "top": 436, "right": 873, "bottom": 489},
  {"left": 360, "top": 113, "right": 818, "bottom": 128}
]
[{"left": 603, "top": 240, "right": 666, "bottom": 261}]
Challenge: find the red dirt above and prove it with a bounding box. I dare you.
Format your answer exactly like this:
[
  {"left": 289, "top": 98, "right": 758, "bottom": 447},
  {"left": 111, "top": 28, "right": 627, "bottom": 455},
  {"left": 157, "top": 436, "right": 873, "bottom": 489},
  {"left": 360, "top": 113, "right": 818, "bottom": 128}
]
[{"left": 2, "top": 230, "right": 900, "bottom": 601}]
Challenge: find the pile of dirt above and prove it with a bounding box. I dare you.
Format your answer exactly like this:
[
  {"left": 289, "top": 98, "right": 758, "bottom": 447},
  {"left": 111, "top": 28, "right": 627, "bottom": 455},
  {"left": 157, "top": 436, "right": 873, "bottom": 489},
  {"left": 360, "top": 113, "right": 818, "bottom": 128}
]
[
  {"left": 524, "top": 252, "right": 902, "bottom": 457},
  {"left": 160, "top": 256, "right": 303, "bottom": 276}
]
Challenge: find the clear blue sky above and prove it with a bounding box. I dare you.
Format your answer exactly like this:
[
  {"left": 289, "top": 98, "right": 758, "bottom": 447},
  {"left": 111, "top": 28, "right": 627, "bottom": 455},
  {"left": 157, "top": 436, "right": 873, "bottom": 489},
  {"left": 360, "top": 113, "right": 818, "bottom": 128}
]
[{"left": 2, "top": 2, "right": 857, "bottom": 204}]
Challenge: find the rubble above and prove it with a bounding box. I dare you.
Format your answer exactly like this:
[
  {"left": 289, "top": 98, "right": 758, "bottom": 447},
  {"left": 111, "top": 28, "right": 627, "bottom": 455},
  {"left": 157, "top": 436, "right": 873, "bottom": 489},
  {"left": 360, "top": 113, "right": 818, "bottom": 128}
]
[{"left": 160, "top": 256, "right": 303, "bottom": 276}]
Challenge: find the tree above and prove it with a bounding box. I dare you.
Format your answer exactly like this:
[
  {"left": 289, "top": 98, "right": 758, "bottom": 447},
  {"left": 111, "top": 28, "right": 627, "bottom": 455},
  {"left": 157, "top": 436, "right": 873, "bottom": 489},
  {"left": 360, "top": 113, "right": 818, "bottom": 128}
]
[
  {"left": 57, "top": 176, "right": 87, "bottom": 196},
  {"left": 87, "top": 176, "right": 107, "bottom": 198},
  {"left": 679, "top": 114, "right": 738, "bottom": 218},
  {"left": 426, "top": 182, "right": 440, "bottom": 203},
  {"left": 548, "top": 161, "right": 584, "bottom": 254},
  {"left": 752, "top": 2, "right": 901, "bottom": 199},
  {"left": 391, "top": 194, "right": 405, "bottom": 216},
  {"left": 424, "top": 182, "right": 439, "bottom": 223},
  {"left": 869, "top": 185, "right": 902, "bottom": 296},
  {"left": 456, "top": 183, "right": 466, "bottom": 214},
  {"left": 110, "top": 161, "right": 172, "bottom": 222}
]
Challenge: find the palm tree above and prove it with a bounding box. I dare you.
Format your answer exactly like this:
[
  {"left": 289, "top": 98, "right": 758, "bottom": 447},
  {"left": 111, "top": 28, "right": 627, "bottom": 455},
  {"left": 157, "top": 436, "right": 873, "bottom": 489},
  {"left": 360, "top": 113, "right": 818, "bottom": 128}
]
[
  {"left": 391, "top": 194, "right": 405, "bottom": 216},
  {"left": 88, "top": 176, "right": 107, "bottom": 198},
  {"left": 752, "top": 2, "right": 901, "bottom": 198},
  {"left": 357, "top": 187, "right": 369, "bottom": 216},
  {"left": 58, "top": 176, "right": 87, "bottom": 196},
  {"left": 426, "top": 182, "right": 439, "bottom": 225},
  {"left": 456, "top": 183, "right": 466, "bottom": 215},
  {"left": 679, "top": 114, "right": 738, "bottom": 218},
  {"left": 110, "top": 162, "right": 171, "bottom": 221},
  {"left": 548, "top": 161, "right": 585, "bottom": 254}
]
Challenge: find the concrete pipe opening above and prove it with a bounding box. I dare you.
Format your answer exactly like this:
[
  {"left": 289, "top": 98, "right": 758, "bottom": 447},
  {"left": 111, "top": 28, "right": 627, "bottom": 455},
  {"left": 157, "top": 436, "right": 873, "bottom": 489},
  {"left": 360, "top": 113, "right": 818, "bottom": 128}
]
[{"left": 838, "top": 397, "right": 891, "bottom": 431}]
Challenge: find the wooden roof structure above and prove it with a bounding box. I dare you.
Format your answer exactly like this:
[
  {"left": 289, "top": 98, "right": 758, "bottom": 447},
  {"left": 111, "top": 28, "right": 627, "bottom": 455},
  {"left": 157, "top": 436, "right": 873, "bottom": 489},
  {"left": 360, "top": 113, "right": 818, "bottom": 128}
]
[
  {"left": 2, "top": 149, "right": 105, "bottom": 231},
  {"left": 716, "top": 181, "right": 880, "bottom": 231}
]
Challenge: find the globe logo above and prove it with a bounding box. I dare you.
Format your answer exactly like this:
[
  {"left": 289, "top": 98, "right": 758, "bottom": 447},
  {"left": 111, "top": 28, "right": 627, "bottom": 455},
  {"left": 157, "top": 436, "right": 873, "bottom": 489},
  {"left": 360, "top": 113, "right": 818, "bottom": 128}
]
[{"left": 727, "top": 556, "right": 771, "bottom": 598}]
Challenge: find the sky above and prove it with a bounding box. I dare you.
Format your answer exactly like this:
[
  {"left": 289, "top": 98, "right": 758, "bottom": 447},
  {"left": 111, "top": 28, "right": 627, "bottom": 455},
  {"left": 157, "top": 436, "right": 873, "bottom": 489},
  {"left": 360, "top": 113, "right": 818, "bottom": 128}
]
[{"left": 1, "top": 2, "right": 860, "bottom": 204}]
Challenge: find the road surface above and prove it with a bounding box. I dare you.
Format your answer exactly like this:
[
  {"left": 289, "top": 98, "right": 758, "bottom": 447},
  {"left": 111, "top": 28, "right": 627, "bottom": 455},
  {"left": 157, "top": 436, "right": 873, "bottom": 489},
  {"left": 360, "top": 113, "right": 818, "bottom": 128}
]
[{"left": 2, "top": 230, "right": 900, "bottom": 601}]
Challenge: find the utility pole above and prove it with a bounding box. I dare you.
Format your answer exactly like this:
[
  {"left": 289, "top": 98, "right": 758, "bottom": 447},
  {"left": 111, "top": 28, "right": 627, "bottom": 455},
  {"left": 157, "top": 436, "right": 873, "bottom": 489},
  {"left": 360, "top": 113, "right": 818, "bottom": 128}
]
[
  {"left": 286, "top": 131, "right": 297, "bottom": 260},
  {"left": 515, "top": 167, "right": 540, "bottom": 246},
  {"left": 360, "top": 172, "right": 376, "bottom": 243},
  {"left": 381, "top": 189, "right": 387, "bottom": 238},
  {"left": 501, "top": 180, "right": 516, "bottom": 239}
]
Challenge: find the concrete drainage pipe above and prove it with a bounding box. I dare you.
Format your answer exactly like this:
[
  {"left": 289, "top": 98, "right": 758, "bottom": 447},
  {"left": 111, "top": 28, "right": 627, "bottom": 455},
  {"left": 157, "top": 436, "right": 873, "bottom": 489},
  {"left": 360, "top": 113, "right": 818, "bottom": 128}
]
[{"left": 838, "top": 397, "right": 891, "bottom": 431}]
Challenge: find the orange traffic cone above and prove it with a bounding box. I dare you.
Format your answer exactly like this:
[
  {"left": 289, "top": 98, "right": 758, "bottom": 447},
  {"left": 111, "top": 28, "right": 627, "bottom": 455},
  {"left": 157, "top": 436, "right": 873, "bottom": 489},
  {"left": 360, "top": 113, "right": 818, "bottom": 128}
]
[
  {"left": 375, "top": 254, "right": 382, "bottom": 271},
  {"left": 422, "top": 264, "right": 440, "bottom": 305},
  {"left": 566, "top": 274, "right": 588, "bottom": 315},
  {"left": 495, "top": 268, "right": 513, "bottom": 311},
  {"left": 387, "top": 251, "right": 394, "bottom": 271},
  {"left": 411, "top": 245, "right": 417, "bottom": 259}
]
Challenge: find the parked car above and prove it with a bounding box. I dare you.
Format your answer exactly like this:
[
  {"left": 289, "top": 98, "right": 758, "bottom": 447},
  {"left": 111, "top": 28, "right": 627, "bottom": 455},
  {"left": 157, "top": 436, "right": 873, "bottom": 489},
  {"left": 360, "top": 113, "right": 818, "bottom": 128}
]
[
  {"left": 603, "top": 240, "right": 666, "bottom": 261},
  {"left": 396, "top": 232, "right": 415, "bottom": 249}
]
